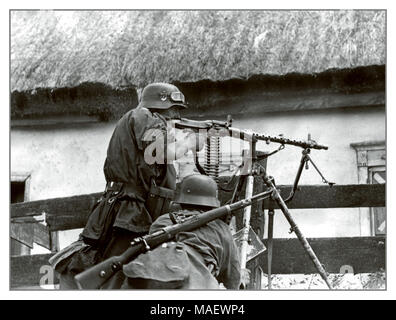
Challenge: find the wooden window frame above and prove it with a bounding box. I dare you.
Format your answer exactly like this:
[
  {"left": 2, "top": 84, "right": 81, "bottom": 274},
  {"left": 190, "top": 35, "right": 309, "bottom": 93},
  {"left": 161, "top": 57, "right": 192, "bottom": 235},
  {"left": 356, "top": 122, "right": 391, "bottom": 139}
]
[
  {"left": 368, "top": 167, "right": 386, "bottom": 235},
  {"left": 11, "top": 172, "right": 31, "bottom": 202},
  {"left": 10, "top": 172, "right": 32, "bottom": 255},
  {"left": 350, "top": 140, "right": 385, "bottom": 236}
]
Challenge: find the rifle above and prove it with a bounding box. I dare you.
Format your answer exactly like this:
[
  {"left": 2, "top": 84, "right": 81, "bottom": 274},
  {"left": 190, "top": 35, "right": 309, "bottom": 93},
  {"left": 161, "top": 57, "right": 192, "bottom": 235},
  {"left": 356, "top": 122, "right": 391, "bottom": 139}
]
[{"left": 74, "top": 188, "right": 273, "bottom": 289}]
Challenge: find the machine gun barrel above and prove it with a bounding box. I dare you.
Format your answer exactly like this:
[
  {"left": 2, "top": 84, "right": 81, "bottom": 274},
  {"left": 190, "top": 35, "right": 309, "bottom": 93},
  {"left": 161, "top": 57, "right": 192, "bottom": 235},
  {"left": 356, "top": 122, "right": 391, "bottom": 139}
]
[
  {"left": 173, "top": 118, "right": 328, "bottom": 150},
  {"left": 253, "top": 132, "right": 328, "bottom": 150},
  {"left": 226, "top": 127, "right": 328, "bottom": 149}
]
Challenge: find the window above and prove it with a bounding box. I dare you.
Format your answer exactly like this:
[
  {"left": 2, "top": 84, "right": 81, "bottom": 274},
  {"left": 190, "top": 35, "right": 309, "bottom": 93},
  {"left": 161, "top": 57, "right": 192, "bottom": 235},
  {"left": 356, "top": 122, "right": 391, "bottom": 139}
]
[
  {"left": 10, "top": 172, "right": 56, "bottom": 254},
  {"left": 10, "top": 173, "right": 31, "bottom": 256},
  {"left": 11, "top": 173, "right": 31, "bottom": 203},
  {"left": 369, "top": 167, "right": 386, "bottom": 235},
  {"left": 11, "top": 181, "right": 26, "bottom": 204},
  {"left": 351, "top": 141, "right": 385, "bottom": 236}
]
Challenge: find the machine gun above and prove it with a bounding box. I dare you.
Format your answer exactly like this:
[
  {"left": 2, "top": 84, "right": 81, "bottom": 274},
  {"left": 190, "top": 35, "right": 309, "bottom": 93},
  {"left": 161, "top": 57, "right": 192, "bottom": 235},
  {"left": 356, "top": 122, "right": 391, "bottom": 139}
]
[
  {"left": 76, "top": 116, "right": 335, "bottom": 290},
  {"left": 174, "top": 116, "right": 334, "bottom": 289},
  {"left": 174, "top": 116, "right": 328, "bottom": 150}
]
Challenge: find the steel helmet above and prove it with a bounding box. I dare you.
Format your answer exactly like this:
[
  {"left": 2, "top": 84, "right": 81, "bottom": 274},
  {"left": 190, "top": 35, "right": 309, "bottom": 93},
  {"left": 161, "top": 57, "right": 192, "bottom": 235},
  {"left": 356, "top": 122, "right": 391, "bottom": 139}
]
[
  {"left": 173, "top": 174, "right": 220, "bottom": 208},
  {"left": 138, "top": 83, "right": 187, "bottom": 110}
]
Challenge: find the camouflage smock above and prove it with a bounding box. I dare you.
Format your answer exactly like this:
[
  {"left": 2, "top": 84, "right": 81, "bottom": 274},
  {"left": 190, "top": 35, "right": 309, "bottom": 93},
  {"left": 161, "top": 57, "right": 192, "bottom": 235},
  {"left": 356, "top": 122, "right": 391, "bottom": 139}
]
[
  {"left": 82, "top": 106, "right": 176, "bottom": 240},
  {"left": 122, "top": 211, "right": 241, "bottom": 289}
]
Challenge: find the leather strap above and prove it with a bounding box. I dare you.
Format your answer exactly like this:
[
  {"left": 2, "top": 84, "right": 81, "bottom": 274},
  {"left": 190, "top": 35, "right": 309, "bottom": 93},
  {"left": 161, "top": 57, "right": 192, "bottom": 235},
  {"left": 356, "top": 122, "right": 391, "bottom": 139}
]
[
  {"left": 106, "top": 181, "right": 147, "bottom": 199},
  {"left": 148, "top": 184, "right": 175, "bottom": 199}
]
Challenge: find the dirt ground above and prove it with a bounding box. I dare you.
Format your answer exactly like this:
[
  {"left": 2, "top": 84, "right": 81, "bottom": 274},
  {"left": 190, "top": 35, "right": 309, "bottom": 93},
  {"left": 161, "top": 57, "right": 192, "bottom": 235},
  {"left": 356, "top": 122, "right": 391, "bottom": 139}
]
[
  {"left": 35, "top": 272, "right": 386, "bottom": 290},
  {"left": 261, "top": 272, "right": 386, "bottom": 290}
]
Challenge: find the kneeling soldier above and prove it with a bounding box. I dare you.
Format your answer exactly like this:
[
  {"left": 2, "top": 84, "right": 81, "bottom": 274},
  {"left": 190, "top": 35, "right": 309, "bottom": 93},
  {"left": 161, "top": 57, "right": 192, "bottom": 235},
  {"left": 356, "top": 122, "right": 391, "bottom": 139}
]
[{"left": 120, "top": 174, "right": 241, "bottom": 289}]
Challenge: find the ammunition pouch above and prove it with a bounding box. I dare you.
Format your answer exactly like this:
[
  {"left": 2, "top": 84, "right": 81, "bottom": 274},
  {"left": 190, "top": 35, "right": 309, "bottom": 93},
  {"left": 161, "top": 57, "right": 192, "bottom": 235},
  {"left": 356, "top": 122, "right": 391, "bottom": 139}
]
[
  {"left": 82, "top": 179, "right": 175, "bottom": 248},
  {"left": 81, "top": 187, "right": 122, "bottom": 248}
]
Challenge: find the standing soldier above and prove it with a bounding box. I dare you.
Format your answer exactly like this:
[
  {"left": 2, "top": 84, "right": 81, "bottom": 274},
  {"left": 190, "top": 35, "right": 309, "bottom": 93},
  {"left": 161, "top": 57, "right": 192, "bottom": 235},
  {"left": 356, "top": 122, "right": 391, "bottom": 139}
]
[
  {"left": 50, "top": 83, "right": 205, "bottom": 289},
  {"left": 119, "top": 174, "right": 241, "bottom": 290}
]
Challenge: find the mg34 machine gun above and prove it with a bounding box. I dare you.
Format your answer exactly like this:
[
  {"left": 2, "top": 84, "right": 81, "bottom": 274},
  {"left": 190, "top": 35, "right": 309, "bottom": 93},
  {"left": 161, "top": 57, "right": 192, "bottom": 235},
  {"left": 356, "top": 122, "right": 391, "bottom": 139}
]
[
  {"left": 75, "top": 116, "right": 335, "bottom": 290},
  {"left": 173, "top": 116, "right": 335, "bottom": 289}
]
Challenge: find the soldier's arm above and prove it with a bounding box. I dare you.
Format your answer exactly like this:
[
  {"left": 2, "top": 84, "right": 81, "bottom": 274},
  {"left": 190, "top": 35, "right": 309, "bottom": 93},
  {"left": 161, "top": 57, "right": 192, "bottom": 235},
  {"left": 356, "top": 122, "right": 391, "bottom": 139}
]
[
  {"left": 134, "top": 109, "right": 205, "bottom": 164},
  {"left": 217, "top": 223, "right": 242, "bottom": 289}
]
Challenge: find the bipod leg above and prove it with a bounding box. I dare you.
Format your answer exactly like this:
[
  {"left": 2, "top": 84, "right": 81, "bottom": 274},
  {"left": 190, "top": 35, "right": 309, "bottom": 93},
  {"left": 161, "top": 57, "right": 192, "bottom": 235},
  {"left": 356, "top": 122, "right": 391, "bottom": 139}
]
[
  {"left": 263, "top": 175, "right": 333, "bottom": 290},
  {"left": 267, "top": 208, "right": 275, "bottom": 290}
]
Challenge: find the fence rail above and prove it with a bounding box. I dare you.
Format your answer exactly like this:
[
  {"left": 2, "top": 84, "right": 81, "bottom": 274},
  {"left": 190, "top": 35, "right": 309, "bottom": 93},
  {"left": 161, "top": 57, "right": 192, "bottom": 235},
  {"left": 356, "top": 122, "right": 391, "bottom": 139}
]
[{"left": 10, "top": 183, "right": 386, "bottom": 289}]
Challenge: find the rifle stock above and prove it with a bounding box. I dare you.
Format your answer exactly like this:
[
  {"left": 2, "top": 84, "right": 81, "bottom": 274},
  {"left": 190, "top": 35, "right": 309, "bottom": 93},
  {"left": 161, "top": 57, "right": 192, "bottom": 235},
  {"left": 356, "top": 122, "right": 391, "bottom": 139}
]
[
  {"left": 75, "top": 243, "right": 145, "bottom": 289},
  {"left": 74, "top": 189, "right": 273, "bottom": 289}
]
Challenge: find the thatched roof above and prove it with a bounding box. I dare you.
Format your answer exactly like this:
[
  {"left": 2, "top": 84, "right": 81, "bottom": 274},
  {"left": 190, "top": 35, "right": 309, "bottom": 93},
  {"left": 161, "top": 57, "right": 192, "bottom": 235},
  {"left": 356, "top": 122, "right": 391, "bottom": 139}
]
[
  {"left": 11, "top": 10, "right": 385, "bottom": 92},
  {"left": 11, "top": 83, "right": 138, "bottom": 121},
  {"left": 11, "top": 65, "right": 385, "bottom": 121}
]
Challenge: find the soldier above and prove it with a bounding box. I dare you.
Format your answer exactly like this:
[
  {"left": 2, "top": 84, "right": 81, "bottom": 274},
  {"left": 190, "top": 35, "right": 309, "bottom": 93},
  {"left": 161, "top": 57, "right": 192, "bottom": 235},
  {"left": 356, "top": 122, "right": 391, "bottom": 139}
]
[
  {"left": 50, "top": 83, "right": 205, "bottom": 289},
  {"left": 119, "top": 174, "right": 241, "bottom": 289}
]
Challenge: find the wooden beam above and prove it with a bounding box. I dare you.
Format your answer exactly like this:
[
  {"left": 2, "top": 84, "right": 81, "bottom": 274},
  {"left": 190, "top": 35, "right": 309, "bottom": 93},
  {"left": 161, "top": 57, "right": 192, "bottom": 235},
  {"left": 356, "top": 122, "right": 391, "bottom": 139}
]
[
  {"left": 33, "top": 223, "right": 51, "bottom": 250},
  {"left": 263, "top": 184, "right": 385, "bottom": 209},
  {"left": 10, "top": 223, "right": 34, "bottom": 248},
  {"left": 11, "top": 192, "right": 102, "bottom": 218},
  {"left": 50, "top": 232, "right": 60, "bottom": 252},
  {"left": 10, "top": 184, "right": 385, "bottom": 232},
  {"left": 11, "top": 192, "right": 102, "bottom": 231},
  {"left": 10, "top": 236, "right": 385, "bottom": 288},
  {"left": 10, "top": 239, "right": 31, "bottom": 256},
  {"left": 257, "top": 236, "right": 385, "bottom": 274}
]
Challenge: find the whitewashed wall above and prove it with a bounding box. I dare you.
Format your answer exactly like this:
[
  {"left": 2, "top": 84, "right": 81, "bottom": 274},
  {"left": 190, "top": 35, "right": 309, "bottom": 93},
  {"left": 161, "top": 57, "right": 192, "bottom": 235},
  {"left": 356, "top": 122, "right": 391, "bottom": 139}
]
[
  {"left": 221, "top": 107, "right": 385, "bottom": 238},
  {"left": 10, "top": 107, "right": 385, "bottom": 251},
  {"left": 11, "top": 122, "right": 113, "bottom": 252}
]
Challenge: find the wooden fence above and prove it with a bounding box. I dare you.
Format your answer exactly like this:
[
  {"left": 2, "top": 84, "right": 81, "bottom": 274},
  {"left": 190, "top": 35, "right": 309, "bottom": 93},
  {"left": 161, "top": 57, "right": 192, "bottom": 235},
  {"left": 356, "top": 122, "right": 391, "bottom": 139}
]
[{"left": 10, "top": 182, "right": 386, "bottom": 289}]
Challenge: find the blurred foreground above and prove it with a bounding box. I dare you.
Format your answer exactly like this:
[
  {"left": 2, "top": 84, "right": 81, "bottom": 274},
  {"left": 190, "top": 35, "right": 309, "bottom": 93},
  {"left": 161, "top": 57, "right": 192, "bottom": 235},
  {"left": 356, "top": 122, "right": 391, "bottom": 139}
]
[{"left": 262, "top": 272, "right": 386, "bottom": 290}]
